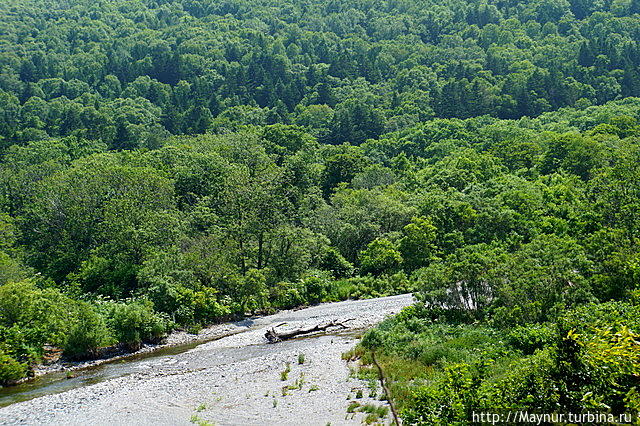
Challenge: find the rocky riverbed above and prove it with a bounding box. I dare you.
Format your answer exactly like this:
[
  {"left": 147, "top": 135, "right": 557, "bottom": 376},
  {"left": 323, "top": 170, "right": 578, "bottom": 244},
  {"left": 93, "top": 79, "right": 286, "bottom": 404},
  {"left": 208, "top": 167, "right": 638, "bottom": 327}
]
[{"left": 0, "top": 294, "right": 413, "bottom": 425}]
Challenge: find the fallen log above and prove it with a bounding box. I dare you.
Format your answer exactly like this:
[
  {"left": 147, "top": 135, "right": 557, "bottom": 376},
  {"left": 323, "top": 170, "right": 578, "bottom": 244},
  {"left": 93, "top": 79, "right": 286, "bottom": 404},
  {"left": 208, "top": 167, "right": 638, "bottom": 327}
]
[{"left": 265, "top": 318, "right": 355, "bottom": 343}]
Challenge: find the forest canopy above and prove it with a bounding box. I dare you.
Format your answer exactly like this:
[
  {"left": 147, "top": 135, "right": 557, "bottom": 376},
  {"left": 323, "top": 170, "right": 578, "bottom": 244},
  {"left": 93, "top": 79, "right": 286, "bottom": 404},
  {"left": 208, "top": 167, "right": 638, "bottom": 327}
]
[{"left": 1, "top": 0, "right": 640, "bottom": 149}]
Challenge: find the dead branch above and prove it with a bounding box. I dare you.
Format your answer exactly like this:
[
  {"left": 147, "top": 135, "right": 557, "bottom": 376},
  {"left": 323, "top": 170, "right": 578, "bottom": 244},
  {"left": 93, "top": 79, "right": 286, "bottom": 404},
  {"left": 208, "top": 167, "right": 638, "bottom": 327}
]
[{"left": 265, "top": 318, "right": 355, "bottom": 343}]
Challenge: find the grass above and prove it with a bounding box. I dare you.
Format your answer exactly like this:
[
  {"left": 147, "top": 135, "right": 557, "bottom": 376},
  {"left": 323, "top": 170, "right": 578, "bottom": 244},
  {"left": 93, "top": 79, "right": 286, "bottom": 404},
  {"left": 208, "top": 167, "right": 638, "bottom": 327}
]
[
  {"left": 280, "top": 362, "right": 291, "bottom": 381},
  {"left": 345, "top": 311, "right": 527, "bottom": 417},
  {"left": 282, "top": 372, "right": 306, "bottom": 396},
  {"left": 189, "top": 415, "right": 214, "bottom": 426},
  {"left": 298, "top": 353, "right": 305, "bottom": 364},
  {"left": 347, "top": 401, "right": 360, "bottom": 413},
  {"left": 346, "top": 401, "right": 389, "bottom": 423},
  {"left": 196, "top": 404, "right": 206, "bottom": 412},
  {"left": 367, "top": 378, "right": 378, "bottom": 398}
]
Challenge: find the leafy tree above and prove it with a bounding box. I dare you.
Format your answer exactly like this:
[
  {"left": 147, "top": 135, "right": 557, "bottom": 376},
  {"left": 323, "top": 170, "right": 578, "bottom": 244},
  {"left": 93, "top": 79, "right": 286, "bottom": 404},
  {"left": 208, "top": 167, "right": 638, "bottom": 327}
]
[
  {"left": 321, "top": 147, "right": 370, "bottom": 196},
  {"left": 399, "top": 216, "right": 438, "bottom": 272},
  {"left": 359, "top": 238, "right": 402, "bottom": 276}
]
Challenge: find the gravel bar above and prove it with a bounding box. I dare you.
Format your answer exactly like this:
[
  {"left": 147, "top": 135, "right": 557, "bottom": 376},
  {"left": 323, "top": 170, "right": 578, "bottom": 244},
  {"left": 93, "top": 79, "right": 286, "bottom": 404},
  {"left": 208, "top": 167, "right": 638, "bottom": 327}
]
[{"left": 0, "top": 294, "right": 413, "bottom": 426}]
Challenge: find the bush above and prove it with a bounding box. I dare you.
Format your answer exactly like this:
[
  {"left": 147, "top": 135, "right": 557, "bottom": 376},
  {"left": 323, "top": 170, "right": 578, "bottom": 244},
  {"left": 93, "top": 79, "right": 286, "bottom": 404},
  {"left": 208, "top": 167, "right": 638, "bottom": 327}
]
[
  {"left": 327, "top": 279, "right": 357, "bottom": 301},
  {"left": 365, "top": 301, "right": 640, "bottom": 424},
  {"left": 270, "top": 281, "right": 306, "bottom": 309},
  {"left": 506, "top": 323, "right": 554, "bottom": 355},
  {"left": 303, "top": 274, "right": 331, "bottom": 304},
  {"left": 554, "top": 301, "right": 640, "bottom": 415},
  {"left": 336, "top": 273, "right": 412, "bottom": 300},
  {"left": 318, "top": 247, "right": 353, "bottom": 278},
  {"left": 402, "top": 363, "right": 479, "bottom": 425},
  {"left": 359, "top": 238, "right": 402, "bottom": 276},
  {"left": 103, "top": 300, "right": 169, "bottom": 350},
  {"left": 0, "top": 349, "right": 27, "bottom": 385},
  {"left": 174, "top": 286, "right": 231, "bottom": 325},
  {"left": 479, "top": 348, "right": 559, "bottom": 413},
  {"left": 0, "top": 281, "right": 75, "bottom": 361},
  {"left": 63, "top": 303, "right": 112, "bottom": 359}
]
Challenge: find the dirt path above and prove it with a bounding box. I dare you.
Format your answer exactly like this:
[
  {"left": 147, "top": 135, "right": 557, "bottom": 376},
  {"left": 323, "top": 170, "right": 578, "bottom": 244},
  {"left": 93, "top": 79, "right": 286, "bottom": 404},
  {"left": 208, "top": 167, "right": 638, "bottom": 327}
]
[{"left": 0, "top": 294, "right": 413, "bottom": 425}]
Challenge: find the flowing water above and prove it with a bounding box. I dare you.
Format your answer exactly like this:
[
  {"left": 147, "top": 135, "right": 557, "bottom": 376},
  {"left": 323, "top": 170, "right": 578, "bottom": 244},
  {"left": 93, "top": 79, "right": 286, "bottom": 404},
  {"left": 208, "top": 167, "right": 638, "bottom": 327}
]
[{"left": 0, "top": 339, "right": 212, "bottom": 408}]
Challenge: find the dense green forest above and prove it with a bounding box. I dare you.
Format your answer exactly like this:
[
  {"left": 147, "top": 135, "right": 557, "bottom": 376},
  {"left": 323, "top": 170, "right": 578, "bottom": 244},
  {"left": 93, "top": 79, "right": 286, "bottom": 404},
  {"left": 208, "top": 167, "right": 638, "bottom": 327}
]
[
  {"left": 3, "top": 0, "right": 640, "bottom": 149},
  {"left": 1, "top": 0, "right": 640, "bottom": 422}
]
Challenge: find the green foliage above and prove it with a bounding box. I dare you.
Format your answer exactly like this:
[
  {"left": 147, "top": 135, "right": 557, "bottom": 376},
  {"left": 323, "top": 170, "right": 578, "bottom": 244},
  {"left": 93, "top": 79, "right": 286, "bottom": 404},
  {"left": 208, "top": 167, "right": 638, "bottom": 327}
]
[
  {"left": 63, "top": 303, "right": 112, "bottom": 359},
  {"left": 302, "top": 274, "right": 332, "bottom": 304},
  {"left": 317, "top": 247, "right": 353, "bottom": 278},
  {"left": 359, "top": 239, "right": 402, "bottom": 277},
  {"left": 0, "top": 281, "right": 170, "bottom": 380},
  {"left": 0, "top": 349, "right": 27, "bottom": 386},
  {"left": 269, "top": 281, "right": 307, "bottom": 310},
  {"left": 102, "top": 300, "right": 169, "bottom": 350},
  {"left": 321, "top": 148, "right": 370, "bottom": 196},
  {"left": 0, "top": 281, "right": 76, "bottom": 359},
  {"left": 506, "top": 324, "right": 554, "bottom": 355},
  {"left": 2, "top": 0, "right": 640, "bottom": 395},
  {"left": 0, "top": 0, "right": 639, "bottom": 147},
  {"left": 0, "top": 252, "right": 27, "bottom": 286},
  {"left": 356, "top": 300, "right": 640, "bottom": 424},
  {"left": 399, "top": 217, "right": 437, "bottom": 272},
  {"left": 236, "top": 269, "right": 268, "bottom": 314},
  {"left": 403, "top": 363, "right": 480, "bottom": 425},
  {"left": 280, "top": 362, "right": 291, "bottom": 381}
]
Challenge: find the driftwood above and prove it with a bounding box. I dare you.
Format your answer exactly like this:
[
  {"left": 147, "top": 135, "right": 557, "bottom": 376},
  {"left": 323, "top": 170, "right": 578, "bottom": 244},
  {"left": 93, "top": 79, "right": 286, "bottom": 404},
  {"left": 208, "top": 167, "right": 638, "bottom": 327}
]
[{"left": 265, "top": 318, "right": 355, "bottom": 343}]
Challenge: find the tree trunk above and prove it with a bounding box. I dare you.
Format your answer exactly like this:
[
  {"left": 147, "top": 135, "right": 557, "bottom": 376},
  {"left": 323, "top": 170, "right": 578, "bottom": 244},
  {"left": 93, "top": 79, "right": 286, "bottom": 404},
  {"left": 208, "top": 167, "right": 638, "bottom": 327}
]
[{"left": 264, "top": 319, "right": 354, "bottom": 343}]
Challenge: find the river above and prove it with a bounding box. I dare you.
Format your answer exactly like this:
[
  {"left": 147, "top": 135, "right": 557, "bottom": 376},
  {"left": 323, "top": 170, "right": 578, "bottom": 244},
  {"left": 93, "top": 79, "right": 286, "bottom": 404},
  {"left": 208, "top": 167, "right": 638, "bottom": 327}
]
[{"left": 0, "top": 294, "right": 413, "bottom": 425}]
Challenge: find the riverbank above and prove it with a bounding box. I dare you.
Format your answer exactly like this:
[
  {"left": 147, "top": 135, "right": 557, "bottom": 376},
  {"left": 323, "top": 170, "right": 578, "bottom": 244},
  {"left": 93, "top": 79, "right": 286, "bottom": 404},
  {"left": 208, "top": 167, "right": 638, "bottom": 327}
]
[
  {"left": 0, "top": 294, "right": 413, "bottom": 425},
  {"left": 29, "top": 319, "right": 251, "bottom": 380},
  {"left": 26, "top": 300, "right": 370, "bottom": 380}
]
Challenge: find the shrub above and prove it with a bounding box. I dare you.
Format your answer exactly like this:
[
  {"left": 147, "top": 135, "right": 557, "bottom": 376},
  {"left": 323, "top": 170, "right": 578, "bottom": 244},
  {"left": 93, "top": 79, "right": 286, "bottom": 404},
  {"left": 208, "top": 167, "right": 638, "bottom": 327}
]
[
  {"left": 369, "top": 301, "right": 640, "bottom": 425},
  {"left": 327, "top": 279, "right": 356, "bottom": 301},
  {"left": 318, "top": 247, "right": 353, "bottom": 278},
  {"left": 238, "top": 269, "right": 269, "bottom": 314},
  {"left": 303, "top": 274, "right": 331, "bottom": 304},
  {"left": 0, "top": 349, "right": 27, "bottom": 385},
  {"left": 63, "top": 303, "right": 112, "bottom": 359},
  {"left": 103, "top": 300, "right": 169, "bottom": 350},
  {"left": 506, "top": 323, "right": 554, "bottom": 355},
  {"left": 0, "top": 281, "right": 75, "bottom": 360},
  {"left": 175, "top": 286, "right": 231, "bottom": 325},
  {"left": 554, "top": 301, "right": 640, "bottom": 415},
  {"left": 359, "top": 238, "right": 402, "bottom": 276},
  {"left": 270, "top": 281, "right": 306, "bottom": 309},
  {"left": 402, "top": 363, "right": 479, "bottom": 425}
]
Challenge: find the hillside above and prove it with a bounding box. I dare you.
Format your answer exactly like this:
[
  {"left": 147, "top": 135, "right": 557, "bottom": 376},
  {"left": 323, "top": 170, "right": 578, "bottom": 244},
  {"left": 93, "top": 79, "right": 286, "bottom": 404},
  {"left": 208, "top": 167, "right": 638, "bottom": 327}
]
[{"left": 1, "top": 0, "right": 640, "bottom": 423}]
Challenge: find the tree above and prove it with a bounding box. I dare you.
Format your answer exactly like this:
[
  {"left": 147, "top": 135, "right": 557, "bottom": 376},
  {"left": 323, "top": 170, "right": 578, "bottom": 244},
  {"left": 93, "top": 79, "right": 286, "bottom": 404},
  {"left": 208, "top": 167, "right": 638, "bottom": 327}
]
[
  {"left": 540, "top": 133, "right": 602, "bottom": 180},
  {"left": 399, "top": 216, "right": 438, "bottom": 272},
  {"left": 22, "top": 156, "right": 179, "bottom": 295},
  {"left": 235, "top": 268, "right": 268, "bottom": 314},
  {"left": 359, "top": 238, "right": 402, "bottom": 276},
  {"left": 417, "top": 243, "right": 506, "bottom": 315},
  {"left": 492, "top": 235, "right": 594, "bottom": 324},
  {"left": 321, "top": 147, "right": 370, "bottom": 196}
]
